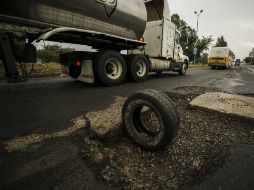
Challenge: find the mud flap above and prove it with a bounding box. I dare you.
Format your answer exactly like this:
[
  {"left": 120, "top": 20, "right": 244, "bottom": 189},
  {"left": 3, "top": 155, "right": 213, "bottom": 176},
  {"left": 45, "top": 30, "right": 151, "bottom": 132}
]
[{"left": 77, "top": 60, "right": 95, "bottom": 84}]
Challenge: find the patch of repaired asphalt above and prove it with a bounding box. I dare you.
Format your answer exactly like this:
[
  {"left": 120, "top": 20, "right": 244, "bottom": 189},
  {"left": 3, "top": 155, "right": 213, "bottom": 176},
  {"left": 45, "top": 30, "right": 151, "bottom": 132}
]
[
  {"left": 3, "top": 95, "right": 125, "bottom": 153},
  {"left": 77, "top": 86, "right": 254, "bottom": 190},
  {"left": 211, "top": 66, "right": 254, "bottom": 95},
  {"left": 0, "top": 136, "right": 118, "bottom": 190},
  {"left": 1, "top": 86, "right": 253, "bottom": 190},
  {"left": 3, "top": 116, "right": 87, "bottom": 152},
  {"left": 86, "top": 96, "right": 126, "bottom": 141},
  {"left": 208, "top": 67, "right": 239, "bottom": 93}
]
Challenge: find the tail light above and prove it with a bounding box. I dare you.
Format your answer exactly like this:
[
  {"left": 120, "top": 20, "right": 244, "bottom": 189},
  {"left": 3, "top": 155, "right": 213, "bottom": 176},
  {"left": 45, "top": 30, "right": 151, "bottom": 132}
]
[{"left": 75, "top": 61, "right": 81, "bottom": 67}]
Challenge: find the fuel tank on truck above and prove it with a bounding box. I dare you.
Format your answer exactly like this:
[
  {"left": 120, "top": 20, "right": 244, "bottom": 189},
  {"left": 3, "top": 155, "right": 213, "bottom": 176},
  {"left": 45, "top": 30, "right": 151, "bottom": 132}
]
[{"left": 0, "top": 0, "right": 147, "bottom": 40}]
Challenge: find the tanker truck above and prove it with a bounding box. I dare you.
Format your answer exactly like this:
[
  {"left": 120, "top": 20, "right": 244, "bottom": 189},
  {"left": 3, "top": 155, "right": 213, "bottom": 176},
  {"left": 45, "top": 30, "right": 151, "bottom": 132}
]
[{"left": 0, "top": 0, "right": 189, "bottom": 85}]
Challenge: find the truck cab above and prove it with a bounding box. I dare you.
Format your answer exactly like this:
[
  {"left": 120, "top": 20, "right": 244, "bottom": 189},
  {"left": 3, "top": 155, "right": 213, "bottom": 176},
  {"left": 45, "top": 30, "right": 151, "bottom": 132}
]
[{"left": 129, "top": 0, "right": 189, "bottom": 74}]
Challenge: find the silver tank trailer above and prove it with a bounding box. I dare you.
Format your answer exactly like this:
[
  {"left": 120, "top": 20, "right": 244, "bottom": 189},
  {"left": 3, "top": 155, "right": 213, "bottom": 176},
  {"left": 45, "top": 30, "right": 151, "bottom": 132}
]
[{"left": 0, "top": 0, "right": 147, "bottom": 40}]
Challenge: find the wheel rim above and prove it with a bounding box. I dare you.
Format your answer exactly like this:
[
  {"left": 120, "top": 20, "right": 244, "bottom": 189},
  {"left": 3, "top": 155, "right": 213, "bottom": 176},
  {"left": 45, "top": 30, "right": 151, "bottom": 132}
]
[
  {"left": 136, "top": 59, "right": 147, "bottom": 77},
  {"left": 132, "top": 105, "right": 161, "bottom": 137},
  {"left": 104, "top": 58, "right": 123, "bottom": 80}
]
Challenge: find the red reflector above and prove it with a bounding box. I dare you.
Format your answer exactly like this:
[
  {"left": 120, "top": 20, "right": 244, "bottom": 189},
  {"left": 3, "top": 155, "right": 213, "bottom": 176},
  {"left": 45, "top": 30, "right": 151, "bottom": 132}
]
[{"left": 75, "top": 61, "right": 81, "bottom": 67}]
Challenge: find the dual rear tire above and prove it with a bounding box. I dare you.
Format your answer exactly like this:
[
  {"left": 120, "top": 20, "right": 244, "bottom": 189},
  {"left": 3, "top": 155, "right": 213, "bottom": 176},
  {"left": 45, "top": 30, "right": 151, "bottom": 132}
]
[
  {"left": 93, "top": 51, "right": 149, "bottom": 86},
  {"left": 93, "top": 50, "right": 127, "bottom": 86},
  {"left": 127, "top": 54, "right": 149, "bottom": 82}
]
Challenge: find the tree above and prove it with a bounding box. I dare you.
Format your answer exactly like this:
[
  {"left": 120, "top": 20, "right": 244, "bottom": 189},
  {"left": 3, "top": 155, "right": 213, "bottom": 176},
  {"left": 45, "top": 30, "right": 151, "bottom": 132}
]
[
  {"left": 229, "top": 50, "right": 235, "bottom": 59},
  {"left": 244, "top": 57, "right": 251, "bottom": 64},
  {"left": 214, "top": 36, "right": 235, "bottom": 59},
  {"left": 215, "top": 36, "right": 228, "bottom": 47},
  {"left": 171, "top": 14, "right": 213, "bottom": 62},
  {"left": 195, "top": 36, "right": 214, "bottom": 56},
  {"left": 249, "top": 47, "right": 254, "bottom": 57},
  {"left": 248, "top": 47, "right": 254, "bottom": 65},
  {"left": 37, "top": 44, "right": 75, "bottom": 63},
  {"left": 171, "top": 14, "right": 198, "bottom": 61},
  {"left": 197, "top": 52, "right": 209, "bottom": 65},
  {"left": 182, "top": 27, "right": 198, "bottom": 62},
  {"left": 43, "top": 44, "right": 75, "bottom": 55},
  {"left": 37, "top": 49, "right": 59, "bottom": 63}
]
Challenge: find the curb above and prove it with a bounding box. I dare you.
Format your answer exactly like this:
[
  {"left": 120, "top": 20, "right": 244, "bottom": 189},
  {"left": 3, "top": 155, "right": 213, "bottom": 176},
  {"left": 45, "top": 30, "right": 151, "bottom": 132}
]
[{"left": 189, "top": 65, "right": 208, "bottom": 68}]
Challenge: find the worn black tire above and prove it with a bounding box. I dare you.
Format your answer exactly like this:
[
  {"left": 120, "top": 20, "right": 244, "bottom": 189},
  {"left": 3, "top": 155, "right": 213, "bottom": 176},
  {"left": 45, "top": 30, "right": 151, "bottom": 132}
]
[
  {"left": 122, "top": 89, "right": 180, "bottom": 151},
  {"left": 93, "top": 50, "right": 127, "bottom": 86},
  {"left": 127, "top": 54, "right": 149, "bottom": 82},
  {"left": 178, "top": 61, "right": 188, "bottom": 76}
]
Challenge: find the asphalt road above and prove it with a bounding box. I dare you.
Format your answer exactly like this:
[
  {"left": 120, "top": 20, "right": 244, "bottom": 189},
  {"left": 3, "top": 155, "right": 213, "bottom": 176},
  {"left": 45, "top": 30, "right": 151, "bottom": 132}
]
[
  {"left": 1, "top": 65, "right": 253, "bottom": 139},
  {"left": 0, "top": 64, "right": 253, "bottom": 190}
]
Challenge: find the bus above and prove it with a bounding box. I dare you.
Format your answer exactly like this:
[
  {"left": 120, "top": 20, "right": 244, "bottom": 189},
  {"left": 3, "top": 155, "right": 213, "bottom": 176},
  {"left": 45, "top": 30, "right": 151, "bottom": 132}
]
[{"left": 208, "top": 47, "right": 233, "bottom": 69}]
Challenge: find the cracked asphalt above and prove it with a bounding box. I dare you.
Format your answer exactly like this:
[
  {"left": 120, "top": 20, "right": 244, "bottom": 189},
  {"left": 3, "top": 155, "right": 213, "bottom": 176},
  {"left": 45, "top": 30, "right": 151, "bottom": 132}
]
[{"left": 0, "top": 65, "right": 253, "bottom": 190}]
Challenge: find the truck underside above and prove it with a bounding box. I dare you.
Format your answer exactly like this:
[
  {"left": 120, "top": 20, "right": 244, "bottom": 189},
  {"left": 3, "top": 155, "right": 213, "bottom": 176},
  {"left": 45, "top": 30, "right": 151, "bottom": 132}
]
[
  {"left": 59, "top": 50, "right": 188, "bottom": 86},
  {"left": 0, "top": 0, "right": 189, "bottom": 85},
  {"left": 0, "top": 23, "right": 146, "bottom": 82}
]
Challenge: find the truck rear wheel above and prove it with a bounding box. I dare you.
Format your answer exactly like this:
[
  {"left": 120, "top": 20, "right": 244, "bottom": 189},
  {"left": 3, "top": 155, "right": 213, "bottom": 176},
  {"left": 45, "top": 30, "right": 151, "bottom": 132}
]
[
  {"left": 93, "top": 50, "right": 127, "bottom": 86},
  {"left": 127, "top": 54, "right": 149, "bottom": 82}
]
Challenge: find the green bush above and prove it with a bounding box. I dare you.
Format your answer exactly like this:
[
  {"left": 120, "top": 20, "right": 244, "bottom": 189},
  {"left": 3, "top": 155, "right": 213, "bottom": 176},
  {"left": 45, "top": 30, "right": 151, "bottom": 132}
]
[
  {"left": 196, "top": 53, "right": 208, "bottom": 64},
  {"left": 37, "top": 50, "right": 59, "bottom": 63},
  {"left": 37, "top": 44, "right": 75, "bottom": 63}
]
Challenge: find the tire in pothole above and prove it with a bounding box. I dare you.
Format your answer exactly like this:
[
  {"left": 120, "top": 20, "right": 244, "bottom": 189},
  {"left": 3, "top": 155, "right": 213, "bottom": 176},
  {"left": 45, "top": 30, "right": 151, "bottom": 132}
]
[{"left": 122, "top": 89, "right": 180, "bottom": 151}]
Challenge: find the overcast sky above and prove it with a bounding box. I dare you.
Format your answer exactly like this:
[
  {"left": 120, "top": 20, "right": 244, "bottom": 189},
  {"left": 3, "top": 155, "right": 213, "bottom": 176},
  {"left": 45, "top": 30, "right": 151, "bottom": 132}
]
[{"left": 169, "top": 0, "right": 254, "bottom": 59}]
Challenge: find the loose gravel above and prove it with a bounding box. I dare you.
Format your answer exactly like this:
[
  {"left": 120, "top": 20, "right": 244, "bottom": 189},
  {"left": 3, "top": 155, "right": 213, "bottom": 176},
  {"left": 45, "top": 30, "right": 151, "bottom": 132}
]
[{"left": 79, "top": 86, "right": 254, "bottom": 190}]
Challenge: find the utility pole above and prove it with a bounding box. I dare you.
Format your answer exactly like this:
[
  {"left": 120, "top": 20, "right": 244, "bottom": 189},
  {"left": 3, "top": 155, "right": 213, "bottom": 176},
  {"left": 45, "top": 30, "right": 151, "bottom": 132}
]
[{"left": 194, "top": 10, "right": 204, "bottom": 64}]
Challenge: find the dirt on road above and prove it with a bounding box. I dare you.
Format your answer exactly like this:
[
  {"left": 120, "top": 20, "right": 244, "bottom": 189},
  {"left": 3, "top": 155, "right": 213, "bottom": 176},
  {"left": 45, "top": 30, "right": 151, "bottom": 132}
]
[
  {"left": 1, "top": 86, "right": 253, "bottom": 190},
  {"left": 79, "top": 86, "right": 254, "bottom": 190}
]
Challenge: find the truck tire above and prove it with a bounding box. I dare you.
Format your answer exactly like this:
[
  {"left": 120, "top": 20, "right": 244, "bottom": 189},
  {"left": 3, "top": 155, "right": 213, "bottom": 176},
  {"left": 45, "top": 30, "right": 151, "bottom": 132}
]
[
  {"left": 122, "top": 89, "right": 180, "bottom": 151},
  {"left": 93, "top": 50, "right": 127, "bottom": 86},
  {"left": 127, "top": 54, "right": 149, "bottom": 82},
  {"left": 178, "top": 61, "right": 188, "bottom": 76}
]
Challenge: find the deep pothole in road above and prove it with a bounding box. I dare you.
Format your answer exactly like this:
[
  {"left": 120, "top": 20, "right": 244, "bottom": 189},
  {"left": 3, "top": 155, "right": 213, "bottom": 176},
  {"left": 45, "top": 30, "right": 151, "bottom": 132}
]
[{"left": 78, "top": 86, "right": 254, "bottom": 190}]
